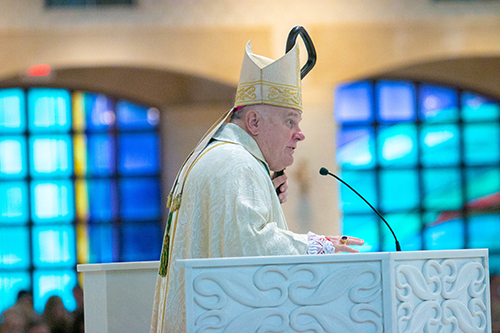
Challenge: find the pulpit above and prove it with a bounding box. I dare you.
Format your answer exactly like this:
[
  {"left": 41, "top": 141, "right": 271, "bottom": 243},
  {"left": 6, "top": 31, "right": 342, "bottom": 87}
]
[{"left": 78, "top": 249, "right": 490, "bottom": 332}]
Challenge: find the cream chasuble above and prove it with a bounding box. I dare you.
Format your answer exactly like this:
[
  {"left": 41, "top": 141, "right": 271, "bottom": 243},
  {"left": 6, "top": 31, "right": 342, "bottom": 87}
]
[{"left": 151, "top": 123, "right": 308, "bottom": 333}]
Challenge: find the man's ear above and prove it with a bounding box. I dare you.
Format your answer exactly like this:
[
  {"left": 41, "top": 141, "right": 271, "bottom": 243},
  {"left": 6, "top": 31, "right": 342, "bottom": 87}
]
[{"left": 245, "top": 109, "right": 260, "bottom": 136}]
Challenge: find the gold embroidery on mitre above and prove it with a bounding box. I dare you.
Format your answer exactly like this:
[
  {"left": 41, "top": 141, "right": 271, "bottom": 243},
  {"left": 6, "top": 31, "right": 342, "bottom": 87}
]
[
  {"left": 235, "top": 85, "right": 257, "bottom": 104},
  {"left": 235, "top": 81, "right": 302, "bottom": 110},
  {"left": 268, "top": 86, "right": 301, "bottom": 106}
]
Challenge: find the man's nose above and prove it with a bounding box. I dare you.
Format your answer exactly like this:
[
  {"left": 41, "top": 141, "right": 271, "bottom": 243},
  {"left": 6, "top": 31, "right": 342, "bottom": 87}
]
[{"left": 294, "top": 128, "right": 305, "bottom": 141}]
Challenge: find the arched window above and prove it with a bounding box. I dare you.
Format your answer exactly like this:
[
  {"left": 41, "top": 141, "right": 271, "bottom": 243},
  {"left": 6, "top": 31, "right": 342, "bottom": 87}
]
[
  {"left": 0, "top": 88, "right": 163, "bottom": 313},
  {"left": 335, "top": 80, "right": 500, "bottom": 269}
]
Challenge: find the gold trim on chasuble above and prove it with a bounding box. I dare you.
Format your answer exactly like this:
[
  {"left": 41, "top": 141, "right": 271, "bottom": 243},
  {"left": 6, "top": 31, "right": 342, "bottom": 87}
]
[{"left": 159, "top": 142, "right": 233, "bottom": 277}]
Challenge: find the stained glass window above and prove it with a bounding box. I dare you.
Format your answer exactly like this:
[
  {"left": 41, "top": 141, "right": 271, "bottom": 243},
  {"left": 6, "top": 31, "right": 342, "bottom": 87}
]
[
  {"left": 118, "top": 133, "right": 159, "bottom": 175},
  {"left": 0, "top": 137, "right": 27, "bottom": 177},
  {"left": 0, "top": 272, "right": 31, "bottom": 315},
  {"left": 336, "top": 127, "right": 375, "bottom": 169},
  {"left": 420, "top": 84, "right": 458, "bottom": 123},
  {"left": 377, "top": 124, "right": 418, "bottom": 168},
  {"left": 335, "top": 80, "right": 500, "bottom": 273},
  {"left": 0, "top": 89, "right": 26, "bottom": 132},
  {"left": 377, "top": 81, "right": 416, "bottom": 122},
  {"left": 338, "top": 170, "right": 377, "bottom": 214},
  {"left": 120, "top": 178, "right": 161, "bottom": 220},
  {"left": 0, "top": 182, "right": 29, "bottom": 223},
  {"left": 334, "top": 81, "right": 373, "bottom": 124},
  {"left": 0, "top": 89, "right": 163, "bottom": 315},
  {"left": 420, "top": 124, "right": 460, "bottom": 167},
  {"left": 0, "top": 227, "right": 30, "bottom": 268}
]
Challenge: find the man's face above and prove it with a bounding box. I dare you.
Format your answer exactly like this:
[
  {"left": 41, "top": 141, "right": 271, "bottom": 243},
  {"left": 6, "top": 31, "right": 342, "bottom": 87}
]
[{"left": 255, "top": 105, "right": 305, "bottom": 171}]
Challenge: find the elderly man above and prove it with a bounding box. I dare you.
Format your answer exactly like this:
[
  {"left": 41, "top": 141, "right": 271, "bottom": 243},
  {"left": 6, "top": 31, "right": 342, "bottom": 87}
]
[{"left": 151, "top": 36, "right": 363, "bottom": 333}]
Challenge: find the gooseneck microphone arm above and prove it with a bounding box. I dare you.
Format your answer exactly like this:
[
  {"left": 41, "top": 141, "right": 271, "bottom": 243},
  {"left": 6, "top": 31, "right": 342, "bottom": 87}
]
[{"left": 319, "top": 167, "right": 401, "bottom": 252}]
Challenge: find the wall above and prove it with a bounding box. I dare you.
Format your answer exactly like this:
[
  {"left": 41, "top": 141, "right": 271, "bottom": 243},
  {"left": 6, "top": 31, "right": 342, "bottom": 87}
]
[{"left": 2, "top": 0, "right": 500, "bottom": 235}]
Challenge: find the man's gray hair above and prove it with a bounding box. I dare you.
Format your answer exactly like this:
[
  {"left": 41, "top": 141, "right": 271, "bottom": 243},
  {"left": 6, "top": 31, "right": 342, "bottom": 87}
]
[{"left": 230, "top": 104, "right": 267, "bottom": 122}]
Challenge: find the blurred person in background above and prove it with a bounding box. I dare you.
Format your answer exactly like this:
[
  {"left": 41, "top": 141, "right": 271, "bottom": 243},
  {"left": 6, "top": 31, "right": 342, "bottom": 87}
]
[
  {"left": 71, "top": 310, "right": 85, "bottom": 333},
  {"left": 26, "top": 318, "right": 50, "bottom": 333},
  {"left": 0, "top": 308, "right": 25, "bottom": 333},
  {"left": 0, "top": 290, "right": 40, "bottom": 333},
  {"left": 12, "top": 291, "right": 40, "bottom": 325},
  {"left": 71, "top": 285, "right": 84, "bottom": 314},
  {"left": 42, "top": 296, "right": 71, "bottom": 333},
  {"left": 70, "top": 285, "right": 85, "bottom": 332}
]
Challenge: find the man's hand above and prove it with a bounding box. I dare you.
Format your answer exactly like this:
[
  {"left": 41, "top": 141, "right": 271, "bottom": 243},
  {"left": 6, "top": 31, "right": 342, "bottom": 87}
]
[
  {"left": 326, "top": 235, "right": 364, "bottom": 253},
  {"left": 272, "top": 172, "right": 288, "bottom": 204}
]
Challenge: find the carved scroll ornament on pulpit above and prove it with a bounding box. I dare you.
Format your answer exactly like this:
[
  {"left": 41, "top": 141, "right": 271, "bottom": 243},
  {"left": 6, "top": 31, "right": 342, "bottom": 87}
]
[
  {"left": 396, "top": 259, "right": 487, "bottom": 333},
  {"left": 192, "top": 264, "right": 383, "bottom": 332}
]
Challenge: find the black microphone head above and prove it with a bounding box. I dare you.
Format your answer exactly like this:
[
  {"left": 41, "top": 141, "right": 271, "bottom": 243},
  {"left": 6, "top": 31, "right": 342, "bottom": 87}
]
[{"left": 319, "top": 167, "right": 329, "bottom": 176}]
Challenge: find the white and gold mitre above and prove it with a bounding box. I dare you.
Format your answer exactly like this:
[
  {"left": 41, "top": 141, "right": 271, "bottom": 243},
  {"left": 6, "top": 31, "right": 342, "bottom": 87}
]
[{"left": 234, "top": 41, "right": 302, "bottom": 111}]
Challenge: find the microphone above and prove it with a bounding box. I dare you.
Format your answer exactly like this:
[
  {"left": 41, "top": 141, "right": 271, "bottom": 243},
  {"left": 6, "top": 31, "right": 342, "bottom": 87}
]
[{"left": 319, "top": 167, "right": 401, "bottom": 252}]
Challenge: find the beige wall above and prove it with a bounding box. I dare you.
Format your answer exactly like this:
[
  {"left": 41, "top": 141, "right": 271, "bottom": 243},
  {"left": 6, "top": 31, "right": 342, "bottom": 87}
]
[{"left": 2, "top": 0, "right": 500, "bottom": 235}]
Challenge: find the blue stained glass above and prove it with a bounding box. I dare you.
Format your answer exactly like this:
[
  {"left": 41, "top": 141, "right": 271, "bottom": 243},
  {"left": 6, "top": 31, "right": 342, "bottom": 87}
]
[
  {"left": 419, "top": 84, "right": 458, "bottom": 123},
  {"left": 119, "top": 133, "right": 159, "bottom": 175},
  {"left": 469, "top": 214, "right": 500, "bottom": 250},
  {"left": 28, "top": 88, "right": 71, "bottom": 133},
  {"left": 464, "top": 124, "right": 500, "bottom": 166},
  {"left": 381, "top": 213, "right": 421, "bottom": 252},
  {"left": 466, "top": 167, "right": 500, "bottom": 203},
  {"left": 423, "top": 215, "right": 464, "bottom": 250},
  {"left": 29, "top": 135, "right": 73, "bottom": 177},
  {"left": 334, "top": 81, "right": 373, "bottom": 124},
  {"left": 33, "top": 270, "right": 77, "bottom": 313},
  {"left": 88, "top": 180, "right": 117, "bottom": 221},
  {"left": 0, "top": 88, "right": 26, "bottom": 133},
  {"left": 31, "top": 180, "right": 74, "bottom": 223},
  {"left": 462, "top": 92, "right": 500, "bottom": 122},
  {"left": 0, "top": 272, "right": 31, "bottom": 314},
  {"left": 421, "top": 125, "right": 459, "bottom": 167},
  {"left": 337, "top": 171, "right": 377, "bottom": 214},
  {"left": 336, "top": 127, "right": 375, "bottom": 169},
  {"left": 0, "top": 137, "right": 27, "bottom": 178},
  {"left": 88, "top": 134, "right": 115, "bottom": 175},
  {"left": 0, "top": 182, "right": 28, "bottom": 224},
  {"left": 0, "top": 89, "right": 165, "bottom": 318},
  {"left": 336, "top": 80, "right": 500, "bottom": 257},
  {"left": 377, "top": 81, "right": 416, "bottom": 122},
  {"left": 84, "top": 93, "right": 115, "bottom": 131},
  {"left": 122, "top": 224, "right": 161, "bottom": 261},
  {"left": 87, "top": 225, "right": 116, "bottom": 263},
  {"left": 423, "top": 169, "right": 462, "bottom": 211},
  {"left": 120, "top": 178, "right": 161, "bottom": 220},
  {"left": 32, "top": 225, "right": 76, "bottom": 268},
  {"left": 380, "top": 170, "right": 419, "bottom": 212},
  {"left": 341, "top": 215, "right": 379, "bottom": 252},
  {"left": 377, "top": 124, "right": 417, "bottom": 168},
  {"left": 117, "top": 100, "right": 159, "bottom": 130},
  {"left": 0, "top": 227, "right": 30, "bottom": 268}
]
